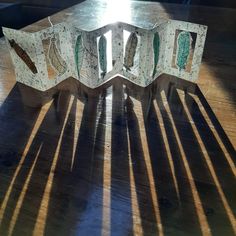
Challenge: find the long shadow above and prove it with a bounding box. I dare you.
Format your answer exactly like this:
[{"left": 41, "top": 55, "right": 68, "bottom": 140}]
[
  {"left": 0, "top": 86, "right": 107, "bottom": 235},
  {"left": 83, "top": 91, "right": 107, "bottom": 235},
  {"left": 110, "top": 81, "right": 133, "bottom": 236},
  {"left": 125, "top": 95, "right": 159, "bottom": 235},
  {"left": 0, "top": 85, "right": 40, "bottom": 182},
  {"left": 0, "top": 85, "right": 41, "bottom": 231},
  {"left": 162, "top": 82, "right": 235, "bottom": 235},
  {"left": 0, "top": 91, "right": 72, "bottom": 235},
  {"left": 142, "top": 88, "right": 203, "bottom": 235},
  {"left": 0, "top": 75, "right": 235, "bottom": 235},
  {"left": 42, "top": 96, "right": 78, "bottom": 236},
  {"left": 185, "top": 92, "right": 236, "bottom": 213},
  {"left": 43, "top": 89, "right": 107, "bottom": 235},
  {"left": 195, "top": 87, "right": 236, "bottom": 160},
  {"left": 171, "top": 77, "right": 236, "bottom": 160},
  {"left": 154, "top": 90, "right": 203, "bottom": 236}
]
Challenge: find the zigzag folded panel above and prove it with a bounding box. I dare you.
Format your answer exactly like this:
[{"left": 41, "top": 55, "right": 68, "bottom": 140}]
[{"left": 2, "top": 20, "right": 207, "bottom": 91}]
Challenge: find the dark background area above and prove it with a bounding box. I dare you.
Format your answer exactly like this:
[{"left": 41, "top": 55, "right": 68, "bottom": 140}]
[
  {"left": 1, "top": 0, "right": 236, "bottom": 9},
  {"left": 0, "top": 0, "right": 236, "bottom": 37}
]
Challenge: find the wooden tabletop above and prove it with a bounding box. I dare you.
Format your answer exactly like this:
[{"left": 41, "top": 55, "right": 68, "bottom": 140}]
[{"left": 0, "top": 1, "right": 235, "bottom": 235}]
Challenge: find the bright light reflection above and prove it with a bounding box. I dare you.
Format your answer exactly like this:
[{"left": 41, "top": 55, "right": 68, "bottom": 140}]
[{"left": 102, "top": 0, "right": 131, "bottom": 24}]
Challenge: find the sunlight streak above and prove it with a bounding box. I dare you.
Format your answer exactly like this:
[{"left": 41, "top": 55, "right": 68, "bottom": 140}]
[
  {"left": 153, "top": 100, "right": 180, "bottom": 201},
  {"left": 193, "top": 93, "right": 236, "bottom": 177},
  {"left": 70, "top": 99, "right": 84, "bottom": 171},
  {"left": 0, "top": 100, "right": 52, "bottom": 225},
  {"left": 32, "top": 95, "right": 74, "bottom": 236},
  {"left": 126, "top": 116, "right": 143, "bottom": 235},
  {"left": 8, "top": 144, "right": 43, "bottom": 236},
  {"left": 134, "top": 97, "right": 164, "bottom": 235},
  {"left": 161, "top": 91, "right": 211, "bottom": 236},
  {"left": 102, "top": 89, "right": 112, "bottom": 236},
  {"left": 178, "top": 90, "right": 236, "bottom": 233}
]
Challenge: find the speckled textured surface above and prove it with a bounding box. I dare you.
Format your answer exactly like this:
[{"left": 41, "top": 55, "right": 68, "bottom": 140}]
[{"left": 2, "top": 20, "right": 207, "bottom": 91}]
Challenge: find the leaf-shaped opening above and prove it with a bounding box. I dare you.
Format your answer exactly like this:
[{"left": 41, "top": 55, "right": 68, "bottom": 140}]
[
  {"left": 123, "top": 30, "right": 140, "bottom": 77},
  {"left": 172, "top": 30, "right": 196, "bottom": 72},
  {"left": 97, "top": 30, "right": 112, "bottom": 80}
]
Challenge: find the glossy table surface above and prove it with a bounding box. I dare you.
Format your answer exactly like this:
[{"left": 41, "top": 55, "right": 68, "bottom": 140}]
[{"left": 0, "top": 0, "right": 235, "bottom": 235}]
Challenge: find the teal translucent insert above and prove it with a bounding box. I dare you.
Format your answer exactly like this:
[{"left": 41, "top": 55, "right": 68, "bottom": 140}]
[
  {"left": 75, "top": 34, "right": 84, "bottom": 77},
  {"left": 176, "top": 31, "right": 191, "bottom": 70}
]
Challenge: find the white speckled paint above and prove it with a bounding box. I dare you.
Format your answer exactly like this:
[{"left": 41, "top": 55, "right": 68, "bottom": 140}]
[{"left": 2, "top": 20, "right": 207, "bottom": 91}]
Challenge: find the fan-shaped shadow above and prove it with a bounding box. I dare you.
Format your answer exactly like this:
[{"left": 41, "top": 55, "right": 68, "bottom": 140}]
[{"left": 0, "top": 75, "right": 235, "bottom": 236}]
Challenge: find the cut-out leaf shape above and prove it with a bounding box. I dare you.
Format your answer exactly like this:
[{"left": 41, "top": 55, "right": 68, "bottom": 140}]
[
  {"left": 9, "top": 39, "right": 37, "bottom": 74},
  {"left": 98, "top": 35, "right": 107, "bottom": 76},
  {"left": 48, "top": 37, "right": 67, "bottom": 75},
  {"left": 176, "top": 31, "right": 191, "bottom": 70},
  {"left": 152, "top": 32, "right": 160, "bottom": 77},
  {"left": 75, "top": 34, "right": 84, "bottom": 77},
  {"left": 124, "top": 32, "right": 138, "bottom": 71}
]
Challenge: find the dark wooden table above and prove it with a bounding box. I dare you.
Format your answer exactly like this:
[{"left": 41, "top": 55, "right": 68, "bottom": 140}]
[{"left": 0, "top": 1, "right": 235, "bottom": 235}]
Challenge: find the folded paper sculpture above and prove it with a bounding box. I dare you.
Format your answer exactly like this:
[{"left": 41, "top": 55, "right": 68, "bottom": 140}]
[{"left": 3, "top": 19, "right": 207, "bottom": 91}]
